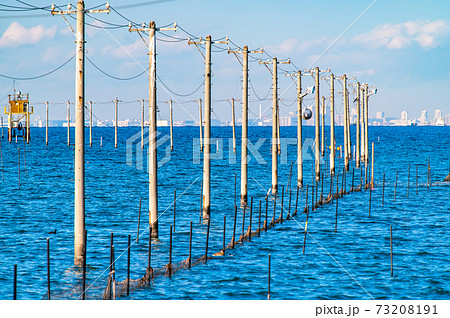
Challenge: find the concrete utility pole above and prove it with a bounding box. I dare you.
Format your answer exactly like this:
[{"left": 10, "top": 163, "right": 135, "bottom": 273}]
[
  {"left": 141, "top": 99, "right": 144, "bottom": 150},
  {"left": 52, "top": 1, "right": 110, "bottom": 265},
  {"left": 45, "top": 102, "right": 49, "bottom": 146},
  {"left": 130, "top": 21, "right": 177, "bottom": 237},
  {"left": 321, "top": 96, "right": 325, "bottom": 157},
  {"left": 189, "top": 35, "right": 229, "bottom": 219},
  {"left": 228, "top": 46, "right": 262, "bottom": 206},
  {"left": 356, "top": 82, "right": 361, "bottom": 168},
  {"left": 260, "top": 57, "right": 290, "bottom": 196},
  {"left": 197, "top": 98, "right": 203, "bottom": 152},
  {"left": 360, "top": 85, "right": 366, "bottom": 163},
  {"left": 329, "top": 74, "right": 336, "bottom": 176},
  {"left": 114, "top": 97, "right": 119, "bottom": 148},
  {"left": 286, "top": 70, "right": 311, "bottom": 187},
  {"left": 89, "top": 101, "right": 92, "bottom": 147},
  {"left": 342, "top": 75, "right": 349, "bottom": 171},
  {"left": 364, "top": 83, "right": 369, "bottom": 165}
]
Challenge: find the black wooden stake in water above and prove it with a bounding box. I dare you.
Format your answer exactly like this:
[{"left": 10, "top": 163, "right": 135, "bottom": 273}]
[
  {"left": 241, "top": 206, "right": 246, "bottom": 239},
  {"left": 258, "top": 200, "right": 262, "bottom": 237},
  {"left": 302, "top": 208, "right": 309, "bottom": 254},
  {"left": 394, "top": 170, "right": 398, "bottom": 202},
  {"left": 137, "top": 198, "right": 142, "bottom": 243},
  {"left": 335, "top": 191, "right": 338, "bottom": 233},
  {"left": 305, "top": 184, "right": 309, "bottom": 212},
  {"left": 287, "top": 187, "right": 292, "bottom": 219},
  {"left": 351, "top": 167, "right": 355, "bottom": 191},
  {"left": 148, "top": 228, "right": 152, "bottom": 269},
  {"left": 268, "top": 254, "right": 271, "bottom": 300},
  {"left": 280, "top": 186, "right": 284, "bottom": 222},
  {"left": 272, "top": 196, "right": 276, "bottom": 227},
  {"left": 110, "top": 233, "right": 114, "bottom": 283},
  {"left": 382, "top": 173, "right": 385, "bottom": 206},
  {"left": 265, "top": 196, "right": 268, "bottom": 230},
  {"left": 169, "top": 225, "right": 172, "bottom": 277},
  {"left": 47, "top": 238, "right": 50, "bottom": 300},
  {"left": 249, "top": 197, "right": 253, "bottom": 241},
  {"left": 369, "top": 186, "right": 372, "bottom": 218},
  {"left": 82, "top": 230, "right": 87, "bottom": 300},
  {"left": 127, "top": 234, "right": 131, "bottom": 294},
  {"left": 294, "top": 186, "right": 299, "bottom": 216},
  {"left": 390, "top": 225, "right": 393, "bottom": 277},
  {"left": 13, "top": 264, "right": 17, "bottom": 300},
  {"left": 188, "top": 221, "right": 192, "bottom": 268},
  {"left": 205, "top": 220, "right": 210, "bottom": 263},
  {"left": 173, "top": 190, "right": 176, "bottom": 232},
  {"left": 311, "top": 185, "right": 314, "bottom": 211},
  {"left": 232, "top": 205, "right": 237, "bottom": 248},
  {"left": 407, "top": 164, "right": 410, "bottom": 198},
  {"left": 222, "top": 216, "right": 226, "bottom": 252}
]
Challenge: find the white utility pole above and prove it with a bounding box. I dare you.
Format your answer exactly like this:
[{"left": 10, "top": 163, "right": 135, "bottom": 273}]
[
  {"left": 356, "top": 82, "right": 361, "bottom": 168},
  {"left": 51, "top": 1, "right": 110, "bottom": 265},
  {"left": 169, "top": 100, "right": 173, "bottom": 150},
  {"left": 129, "top": 21, "right": 177, "bottom": 237},
  {"left": 141, "top": 99, "right": 145, "bottom": 150},
  {"left": 260, "top": 58, "right": 290, "bottom": 196},
  {"left": 228, "top": 46, "right": 262, "bottom": 206},
  {"left": 89, "top": 101, "right": 92, "bottom": 147},
  {"left": 114, "top": 97, "right": 119, "bottom": 148},
  {"left": 189, "top": 35, "right": 228, "bottom": 219}
]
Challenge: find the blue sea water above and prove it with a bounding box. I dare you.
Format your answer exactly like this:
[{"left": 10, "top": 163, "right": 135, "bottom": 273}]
[{"left": 0, "top": 125, "right": 448, "bottom": 300}]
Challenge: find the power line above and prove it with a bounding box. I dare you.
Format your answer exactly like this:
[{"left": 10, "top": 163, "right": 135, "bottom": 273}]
[
  {"left": 0, "top": 54, "right": 75, "bottom": 80},
  {"left": 86, "top": 56, "right": 149, "bottom": 81},
  {"left": 156, "top": 74, "right": 205, "bottom": 97}
]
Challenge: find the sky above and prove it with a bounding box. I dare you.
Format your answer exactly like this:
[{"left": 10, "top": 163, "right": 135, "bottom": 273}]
[{"left": 0, "top": 0, "right": 449, "bottom": 123}]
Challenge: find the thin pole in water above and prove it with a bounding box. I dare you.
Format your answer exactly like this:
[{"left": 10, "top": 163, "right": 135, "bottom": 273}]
[
  {"left": 280, "top": 186, "right": 284, "bottom": 222},
  {"left": 234, "top": 172, "right": 237, "bottom": 207},
  {"left": 222, "top": 216, "right": 226, "bottom": 252},
  {"left": 335, "top": 192, "right": 338, "bottom": 233},
  {"left": 137, "top": 198, "right": 142, "bottom": 243},
  {"left": 265, "top": 196, "right": 268, "bottom": 230},
  {"left": 272, "top": 196, "right": 276, "bottom": 227},
  {"left": 241, "top": 206, "right": 246, "bottom": 239},
  {"left": 205, "top": 219, "right": 210, "bottom": 263},
  {"left": 302, "top": 208, "right": 309, "bottom": 254},
  {"left": 294, "top": 186, "right": 299, "bottom": 216},
  {"left": 169, "top": 225, "right": 172, "bottom": 277},
  {"left": 305, "top": 184, "right": 309, "bottom": 212},
  {"left": 47, "top": 238, "right": 50, "bottom": 300},
  {"left": 232, "top": 205, "right": 237, "bottom": 248},
  {"left": 173, "top": 190, "right": 176, "bottom": 232},
  {"left": 127, "top": 234, "right": 131, "bottom": 293},
  {"left": 258, "top": 200, "right": 262, "bottom": 237},
  {"left": 394, "top": 170, "right": 398, "bottom": 202},
  {"left": 188, "top": 221, "right": 192, "bottom": 268},
  {"left": 287, "top": 187, "right": 292, "bottom": 219},
  {"left": 199, "top": 179, "right": 203, "bottom": 223},
  {"left": 267, "top": 254, "right": 271, "bottom": 300}
]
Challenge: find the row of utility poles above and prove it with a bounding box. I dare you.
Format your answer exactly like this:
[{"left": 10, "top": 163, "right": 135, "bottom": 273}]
[{"left": 51, "top": 1, "right": 376, "bottom": 266}]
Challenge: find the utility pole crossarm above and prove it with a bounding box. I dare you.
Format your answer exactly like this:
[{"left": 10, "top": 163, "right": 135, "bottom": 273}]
[{"left": 51, "top": 3, "right": 110, "bottom": 15}]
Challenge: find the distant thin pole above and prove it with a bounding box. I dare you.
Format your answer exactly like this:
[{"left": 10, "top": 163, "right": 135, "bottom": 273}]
[
  {"left": 127, "top": 234, "right": 131, "bottom": 294},
  {"left": 18, "top": 147, "right": 20, "bottom": 189},
  {"left": 188, "top": 221, "right": 192, "bottom": 268},
  {"left": 169, "top": 225, "right": 172, "bottom": 278},
  {"left": 222, "top": 215, "right": 226, "bottom": 252},
  {"left": 173, "top": 190, "right": 176, "bottom": 232}
]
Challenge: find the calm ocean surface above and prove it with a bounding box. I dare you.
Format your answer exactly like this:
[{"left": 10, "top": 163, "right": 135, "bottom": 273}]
[{"left": 0, "top": 125, "right": 448, "bottom": 300}]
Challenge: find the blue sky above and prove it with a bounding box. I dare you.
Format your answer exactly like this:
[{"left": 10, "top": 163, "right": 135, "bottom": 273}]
[{"left": 0, "top": 0, "right": 449, "bottom": 123}]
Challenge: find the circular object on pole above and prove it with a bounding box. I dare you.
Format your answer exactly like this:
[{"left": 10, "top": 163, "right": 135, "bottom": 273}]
[{"left": 302, "top": 108, "right": 313, "bottom": 120}]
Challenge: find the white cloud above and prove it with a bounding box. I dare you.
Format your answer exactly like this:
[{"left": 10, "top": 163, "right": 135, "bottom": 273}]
[
  {"left": 0, "top": 22, "right": 57, "bottom": 47},
  {"left": 266, "top": 38, "right": 299, "bottom": 56},
  {"left": 354, "top": 20, "right": 449, "bottom": 49}
]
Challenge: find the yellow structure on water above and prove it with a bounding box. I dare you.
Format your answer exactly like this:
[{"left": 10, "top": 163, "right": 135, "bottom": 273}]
[{"left": 5, "top": 91, "right": 33, "bottom": 143}]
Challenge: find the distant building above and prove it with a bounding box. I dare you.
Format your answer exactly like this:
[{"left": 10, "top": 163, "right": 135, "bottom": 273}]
[
  {"left": 418, "top": 110, "right": 428, "bottom": 125},
  {"left": 401, "top": 111, "right": 408, "bottom": 121},
  {"left": 376, "top": 112, "right": 384, "bottom": 120}
]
